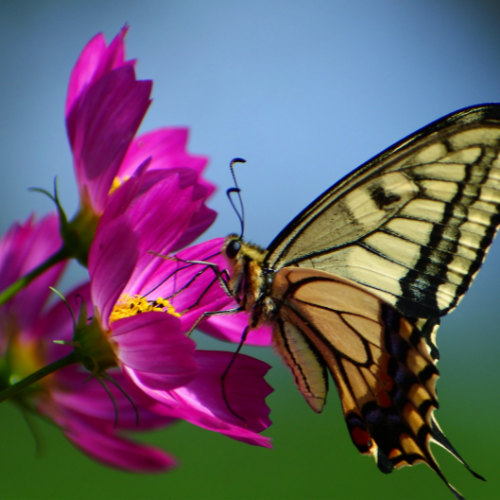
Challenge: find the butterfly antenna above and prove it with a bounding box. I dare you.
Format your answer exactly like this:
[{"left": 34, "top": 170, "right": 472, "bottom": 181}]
[{"left": 227, "top": 158, "right": 246, "bottom": 239}]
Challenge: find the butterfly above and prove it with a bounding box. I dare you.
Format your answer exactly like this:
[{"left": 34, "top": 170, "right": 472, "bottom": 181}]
[{"left": 215, "top": 104, "right": 500, "bottom": 499}]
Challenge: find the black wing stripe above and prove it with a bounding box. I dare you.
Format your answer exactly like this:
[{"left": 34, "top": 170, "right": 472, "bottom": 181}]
[
  {"left": 265, "top": 106, "right": 500, "bottom": 320},
  {"left": 266, "top": 106, "right": 500, "bottom": 267}
]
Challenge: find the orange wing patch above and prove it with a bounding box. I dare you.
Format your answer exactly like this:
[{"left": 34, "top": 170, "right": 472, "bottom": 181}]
[{"left": 272, "top": 267, "right": 482, "bottom": 500}]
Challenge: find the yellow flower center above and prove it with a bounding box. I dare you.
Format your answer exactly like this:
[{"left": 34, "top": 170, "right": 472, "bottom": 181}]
[
  {"left": 109, "top": 294, "right": 181, "bottom": 323},
  {"left": 109, "top": 175, "right": 131, "bottom": 195},
  {"left": 0, "top": 333, "right": 48, "bottom": 398}
]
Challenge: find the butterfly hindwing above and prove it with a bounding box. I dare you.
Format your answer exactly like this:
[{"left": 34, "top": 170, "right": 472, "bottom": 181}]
[
  {"left": 265, "top": 105, "right": 500, "bottom": 319},
  {"left": 273, "top": 317, "right": 328, "bottom": 413},
  {"left": 272, "top": 267, "right": 472, "bottom": 499}
]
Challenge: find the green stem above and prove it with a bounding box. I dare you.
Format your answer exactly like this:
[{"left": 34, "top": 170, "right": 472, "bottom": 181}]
[
  {"left": 0, "top": 351, "right": 78, "bottom": 403},
  {"left": 0, "top": 247, "right": 69, "bottom": 307}
]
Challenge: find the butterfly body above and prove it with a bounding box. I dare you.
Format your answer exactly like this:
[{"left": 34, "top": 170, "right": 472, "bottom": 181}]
[{"left": 222, "top": 104, "right": 500, "bottom": 499}]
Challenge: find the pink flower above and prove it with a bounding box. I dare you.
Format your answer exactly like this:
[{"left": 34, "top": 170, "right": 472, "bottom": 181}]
[
  {"left": 85, "top": 175, "right": 273, "bottom": 446},
  {"left": 64, "top": 26, "right": 215, "bottom": 263},
  {"left": 84, "top": 213, "right": 198, "bottom": 393},
  {"left": 61, "top": 25, "right": 272, "bottom": 452},
  {"left": 65, "top": 25, "right": 214, "bottom": 217},
  {"left": 0, "top": 216, "right": 175, "bottom": 472}
]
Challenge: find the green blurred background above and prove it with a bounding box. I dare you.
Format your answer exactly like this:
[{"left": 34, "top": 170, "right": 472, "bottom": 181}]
[{"left": 1, "top": 1, "right": 500, "bottom": 498}]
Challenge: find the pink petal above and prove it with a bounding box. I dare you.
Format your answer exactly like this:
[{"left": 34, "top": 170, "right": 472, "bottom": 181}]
[
  {"left": 65, "top": 26, "right": 129, "bottom": 118},
  {"left": 199, "top": 310, "right": 273, "bottom": 347},
  {"left": 112, "top": 173, "right": 214, "bottom": 295},
  {"left": 89, "top": 215, "right": 139, "bottom": 326},
  {"left": 119, "top": 128, "right": 214, "bottom": 197},
  {"left": 66, "top": 33, "right": 107, "bottom": 117},
  {"left": 101, "top": 166, "right": 213, "bottom": 275},
  {"left": 128, "top": 170, "right": 204, "bottom": 255},
  {"left": 111, "top": 312, "right": 198, "bottom": 390},
  {"left": 134, "top": 236, "right": 226, "bottom": 300},
  {"left": 97, "top": 159, "right": 148, "bottom": 227},
  {"left": 124, "top": 350, "right": 273, "bottom": 448},
  {"left": 125, "top": 238, "right": 232, "bottom": 330},
  {"left": 119, "top": 128, "right": 203, "bottom": 175},
  {"left": 183, "top": 350, "right": 273, "bottom": 433},
  {"left": 0, "top": 214, "right": 66, "bottom": 333},
  {"left": 64, "top": 419, "right": 176, "bottom": 473},
  {"left": 52, "top": 366, "right": 176, "bottom": 430},
  {"left": 168, "top": 240, "right": 234, "bottom": 332},
  {"left": 68, "top": 65, "right": 152, "bottom": 213},
  {"left": 170, "top": 204, "right": 217, "bottom": 252}
]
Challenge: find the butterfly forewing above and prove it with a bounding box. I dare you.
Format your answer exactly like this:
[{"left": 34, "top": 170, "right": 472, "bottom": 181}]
[{"left": 265, "top": 105, "right": 500, "bottom": 319}]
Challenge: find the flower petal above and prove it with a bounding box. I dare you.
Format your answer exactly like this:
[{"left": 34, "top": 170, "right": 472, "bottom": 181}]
[
  {"left": 127, "top": 238, "right": 232, "bottom": 329},
  {"left": 52, "top": 366, "right": 176, "bottom": 430},
  {"left": 124, "top": 350, "right": 273, "bottom": 448},
  {"left": 170, "top": 204, "right": 217, "bottom": 252},
  {"left": 65, "top": 26, "right": 130, "bottom": 117},
  {"left": 199, "top": 311, "right": 273, "bottom": 346},
  {"left": 64, "top": 419, "right": 176, "bottom": 473},
  {"left": 119, "top": 128, "right": 210, "bottom": 183},
  {"left": 89, "top": 215, "right": 139, "bottom": 326},
  {"left": 0, "top": 214, "right": 66, "bottom": 334},
  {"left": 130, "top": 170, "right": 204, "bottom": 255},
  {"left": 111, "top": 313, "right": 198, "bottom": 389},
  {"left": 68, "top": 65, "right": 152, "bottom": 213},
  {"left": 102, "top": 173, "right": 215, "bottom": 298}
]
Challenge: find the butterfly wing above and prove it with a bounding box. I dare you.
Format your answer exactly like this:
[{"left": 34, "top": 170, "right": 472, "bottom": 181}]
[
  {"left": 272, "top": 267, "right": 481, "bottom": 499},
  {"left": 265, "top": 104, "right": 500, "bottom": 318}
]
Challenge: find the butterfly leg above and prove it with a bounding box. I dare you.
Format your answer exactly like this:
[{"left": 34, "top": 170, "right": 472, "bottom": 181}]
[
  {"left": 170, "top": 258, "right": 234, "bottom": 298},
  {"left": 186, "top": 306, "right": 244, "bottom": 337},
  {"left": 220, "top": 325, "right": 251, "bottom": 424}
]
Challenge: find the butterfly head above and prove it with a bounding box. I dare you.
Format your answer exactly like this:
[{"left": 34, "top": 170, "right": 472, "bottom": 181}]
[
  {"left": 224, "top": 234, "right": 242, "bottom": 262},
  {"left": 222, "top": 234, "right": 268, "bottom": 314},
  {"left": 223, "top": 234, "right": 266, "bottom": 266}
]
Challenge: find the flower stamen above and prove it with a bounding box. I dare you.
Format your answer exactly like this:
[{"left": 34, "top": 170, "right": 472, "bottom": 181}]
[
  {"left": 109, "top": 294, "right": 181, "bottom": 323},
  {"left": 109, "top": 175, "right": 131, "bottom": 195}
]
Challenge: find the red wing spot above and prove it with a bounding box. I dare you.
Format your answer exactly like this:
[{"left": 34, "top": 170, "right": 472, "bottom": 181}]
[
  {"left": 351, "top": 427, "right": 371, "bottom": 448},
  {"left": 372, "top": 367, "right": 394, "bottom": 391},
  {"left": 376, "top": 390, "right": 392, "bottom": 408}
]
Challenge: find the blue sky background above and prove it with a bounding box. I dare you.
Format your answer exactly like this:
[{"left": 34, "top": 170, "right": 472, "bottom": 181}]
[{"left": 0, "top": 1, "right": 499, "bottom": 499}]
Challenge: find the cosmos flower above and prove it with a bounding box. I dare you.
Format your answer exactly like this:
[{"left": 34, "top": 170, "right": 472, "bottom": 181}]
[
  {"left": 63, "top": 26, "right": 215, "bottom": 264},
  {"left": 0, "top": 216, "right": 175, "bottom": 472},
  {"left": 83, "top": 169, "right": 273, "bottom": 447}
]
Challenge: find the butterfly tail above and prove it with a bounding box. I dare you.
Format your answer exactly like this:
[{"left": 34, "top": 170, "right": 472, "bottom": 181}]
[{"left": 430, "top": 416, "right": 486, "bottom": 482}]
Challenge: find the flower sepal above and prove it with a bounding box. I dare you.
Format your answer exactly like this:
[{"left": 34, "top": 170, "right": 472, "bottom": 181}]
[
  {"left": 61, "top": 205, "right": 100, "bottom": 267},
  {"left": 30, "top": 181, "right": 99, "bottom": 267},
  {"left": 71, "top": 301, "right": 117, "bottom": 375}
]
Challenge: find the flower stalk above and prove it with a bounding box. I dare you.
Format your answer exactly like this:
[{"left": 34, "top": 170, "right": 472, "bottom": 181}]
[
  {"left": 0, "top": 247, "right": 70, "bottom": 307},
  {"left": 0, "top": 351, "right": 78, "bottom": 403}
]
